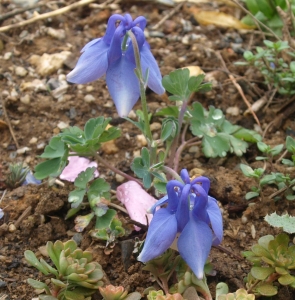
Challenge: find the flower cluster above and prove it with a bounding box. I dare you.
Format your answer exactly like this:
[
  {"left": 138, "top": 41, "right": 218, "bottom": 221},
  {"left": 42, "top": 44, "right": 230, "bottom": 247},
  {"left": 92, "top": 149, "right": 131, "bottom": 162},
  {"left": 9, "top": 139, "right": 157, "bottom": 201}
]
[
  {"left": 138, "top": 169, "right": 223, "bottom": 279},
  {"left": 67, "top": 14, "right": 164, "bottom": 117}
]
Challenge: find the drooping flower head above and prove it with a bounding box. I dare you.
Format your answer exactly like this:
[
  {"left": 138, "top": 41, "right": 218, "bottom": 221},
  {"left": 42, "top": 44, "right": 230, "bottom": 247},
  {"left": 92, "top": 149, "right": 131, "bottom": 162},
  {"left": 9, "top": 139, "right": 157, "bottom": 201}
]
[
  {"left": 138, "top": 169, "right": 223, "bottom": 279},
  {"left": 67, "top": 14, "right": 165, "bottom": 117}
]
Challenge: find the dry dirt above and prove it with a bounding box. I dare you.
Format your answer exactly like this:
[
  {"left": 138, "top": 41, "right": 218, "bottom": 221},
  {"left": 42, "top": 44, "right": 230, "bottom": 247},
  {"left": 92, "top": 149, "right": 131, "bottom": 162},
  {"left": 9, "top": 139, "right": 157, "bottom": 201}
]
[{"left": 1, "top": 0, "right": 295, "bottom": 299}]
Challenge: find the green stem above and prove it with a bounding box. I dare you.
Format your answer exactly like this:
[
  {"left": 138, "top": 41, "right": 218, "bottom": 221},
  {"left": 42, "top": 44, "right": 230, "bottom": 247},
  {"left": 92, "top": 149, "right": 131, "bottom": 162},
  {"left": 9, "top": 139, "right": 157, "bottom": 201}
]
[
  {"left": 95, "top": 153, "right": 143, "bottom": 186},
  {"left": 162, "top": 166, "right": 183, "bottom": 182},
  {"left": 167, "top": 98, "right": 189, "bottom": 171},
  {"left": 128, "top": 31, "right": 153, "bottom": 144}
]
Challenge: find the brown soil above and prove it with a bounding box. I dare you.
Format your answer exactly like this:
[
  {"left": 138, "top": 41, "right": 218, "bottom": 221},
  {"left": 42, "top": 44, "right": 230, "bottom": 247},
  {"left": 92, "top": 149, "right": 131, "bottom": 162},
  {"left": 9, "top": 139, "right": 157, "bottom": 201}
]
[{"left": 1, "top": 0, "right": 295, "bottom": 299}]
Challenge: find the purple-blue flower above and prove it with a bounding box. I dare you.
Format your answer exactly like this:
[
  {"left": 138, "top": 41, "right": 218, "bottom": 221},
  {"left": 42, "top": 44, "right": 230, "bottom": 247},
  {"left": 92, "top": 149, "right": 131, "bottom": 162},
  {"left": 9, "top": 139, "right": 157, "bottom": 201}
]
[
  {"left": 67, "top": 14, "right": 165, "bottom": 117},
  {"left": 137, "top": 169, "right": 223, "bottom": 279}
]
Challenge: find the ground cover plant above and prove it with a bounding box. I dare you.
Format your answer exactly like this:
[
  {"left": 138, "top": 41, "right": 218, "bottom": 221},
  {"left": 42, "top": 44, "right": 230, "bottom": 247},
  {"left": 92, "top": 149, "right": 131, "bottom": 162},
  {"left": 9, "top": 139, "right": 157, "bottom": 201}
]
[{"left": 1, "top": 0, "right": 295, "bottom": 299}]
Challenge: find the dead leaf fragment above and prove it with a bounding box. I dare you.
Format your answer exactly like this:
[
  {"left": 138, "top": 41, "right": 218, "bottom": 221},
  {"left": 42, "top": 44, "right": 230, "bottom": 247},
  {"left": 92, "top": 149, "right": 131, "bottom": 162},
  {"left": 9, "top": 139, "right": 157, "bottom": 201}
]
[
  {"left": 175, "top": 0, "right": 237, "bottom": 6},
  {"left": 0, "top": 120, "right": 8, "bottom": 129},
  {"left": 192, "top": 10, "right": 255, "bottom": 30}
]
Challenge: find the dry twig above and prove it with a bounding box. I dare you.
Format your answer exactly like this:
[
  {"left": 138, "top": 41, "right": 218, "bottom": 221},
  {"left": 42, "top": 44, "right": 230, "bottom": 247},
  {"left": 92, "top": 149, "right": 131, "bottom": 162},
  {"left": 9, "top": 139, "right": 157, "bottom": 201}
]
[
  {"left": 0, "top": 0, "right": 113, "bottom": 33},
  {"left": 151, "top": 1, "right": 186, "bottom": 30},
  {"left": 0, "top": 2, "right": 44, "bottom": 22},
  {"left": 1, "top": 95, "right": 19, "bottom": 149},
  {"left": 14, "top": 206, "right": 32, "bottom": 229},
  {"left": 215, "top": 52, "right": 261, "bottom": 128}
]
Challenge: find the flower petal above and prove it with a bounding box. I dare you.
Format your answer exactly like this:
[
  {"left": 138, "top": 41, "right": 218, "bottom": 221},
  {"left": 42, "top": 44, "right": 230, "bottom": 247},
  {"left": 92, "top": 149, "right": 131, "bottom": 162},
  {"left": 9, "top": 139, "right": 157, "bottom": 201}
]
[
  {"left": 133, "top": 16, "right": 147, "bottom": 30},
  {"left": 140, "top": 42, "right": 165, "bottom": 95},
  {"left": 191, "top": 185, "right": 208, "bottom": 223},
  {"left": 103, "top": 14, "right": 125, "bottom": 45},
  {"left": 106, "top": 56, "right": 139, "bottom": 117},
  {"left": 60, "top": 156, "right": 99, "bottom": 182},
  {"left": 178, "top": 218, "right": 213, "bottom": 279},
  {"left": 191, "top": 176, "right": 210, "bottom": 194},
  {"left": 67, "top": 39, "right": 109, "bottom": 84},
  {"left": 180, "top": 169, "right": 190, "bottom": 184},
  {"left": 207, "top": 196, "right": 223, "bottom": 245},
  {"left": 138, "top": 208, "right": 177, "bottom": 262},
  {"left": 116, "top": 181, "right": 157, "bottom": 231},
  {"left": 148, "top": 195, "right": 168, "bottom": 214},
  {"left": 108, "top": 24, "right": 125, "bottom": 65},
  {"left": 176, "top": 184, "right": 190, "bottom": 232}
]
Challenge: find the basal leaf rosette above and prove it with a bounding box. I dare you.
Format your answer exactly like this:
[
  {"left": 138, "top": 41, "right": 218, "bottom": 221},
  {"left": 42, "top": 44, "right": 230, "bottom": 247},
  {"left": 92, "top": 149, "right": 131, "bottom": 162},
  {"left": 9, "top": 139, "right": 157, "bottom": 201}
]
[
  {"left": 243, "top": 233, "right": 295, "bottom": 295},
  {"left": 217, "top": 288, "right": 255, "bottom": 300},
  {"left": 47, "top": 240, "right": 104, "bottom": 289}
]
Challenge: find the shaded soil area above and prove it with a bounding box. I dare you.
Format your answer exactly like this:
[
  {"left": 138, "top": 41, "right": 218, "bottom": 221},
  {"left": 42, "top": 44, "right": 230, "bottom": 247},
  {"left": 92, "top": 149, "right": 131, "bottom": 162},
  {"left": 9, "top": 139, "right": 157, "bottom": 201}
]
[{"left": 1, "top": 0, "right": 295, "bottom": 299}]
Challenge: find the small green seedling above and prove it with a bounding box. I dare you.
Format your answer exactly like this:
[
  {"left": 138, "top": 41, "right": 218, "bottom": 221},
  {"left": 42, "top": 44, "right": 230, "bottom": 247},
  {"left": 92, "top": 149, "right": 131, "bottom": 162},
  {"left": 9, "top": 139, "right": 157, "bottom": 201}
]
[
  {"left": 25, "top": 240, "right": 104, "bottom": 299},
  {"left": 236, "top": 40, "right": 295, "bottom": 95},
  {"left": 243, "top": 234, "right": 295, "bottom": 297}
]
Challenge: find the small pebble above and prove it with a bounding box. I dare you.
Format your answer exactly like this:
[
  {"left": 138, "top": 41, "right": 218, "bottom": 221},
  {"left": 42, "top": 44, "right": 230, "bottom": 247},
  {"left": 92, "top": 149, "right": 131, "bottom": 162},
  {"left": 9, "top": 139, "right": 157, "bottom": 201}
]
[
  {"left": 29, "top": 137, "right": 38, "bottom": 144},
  {"left": 8, "top": 224, "right": 16, "bottom": 232},
  {"left": 103, "top": 100, "right": 113, "bottom": 108},
  {"left": 86, "top": 85, "right": 94, "bottom": 92},
  {"left": 101, "top": 140, "right": 119, "bottom": 154},
  {"left": 133, "top": 150, "right": 140, "bottom": 157},
  {"left": 84, "top": 94, "right": 95, "bottom": 103},
  {"left": 72, "top": 233, "right": 83, "bottom": 246},
  {"left": 10, "top": 120, "right": 20, "bottom": 125},
  {"left": 15, "top": 66, "right": 28, "bottom": 77},
  {"left": 4, "top": 52, "right": 12, "bottom": 60},
  {"left": 127, "top": 110, "right": 136, "bottom": 119},
  {"left": 47, "top": 27, "right": 66, "bottom": 40},
  {"left": 20, "top": 94, "right": 30, "bottom": 105},
  {"left": 69, "top": 107, "right": 77, "bottom": 119},
  {"left": 37, "top": 142, "right": 45, "bottom": 149},
  {"left": 188, "top": 146, "right": 200, "bottom": 157},
  {"left": 58, "top": 74, "right": 66, "bottom": 81},
  {"left": 150, "top": 122, "right": 161, "bottom": 131},
  {"left": 57, "top": 121, "right": 69, "bottom": 129},
  {"left": 10, "top": 88, "right": 18, "bottom": 101},
  {"left": 136, "top": 134, "right": 147, "bottom": 147},
  {"left": 241, "top": 215, "right": 248, "bottom": 224},
  {"left": 226, "top": 106, "right": 239, "bottom": 116},
  {"left": 115, "top": 174, "right": 125, "bottom": 183},
  {"left": 251, "top": 224, "right": 256, "bottom": 239},
  {"left": 16, "top": 147, "right": 31, "bottom": 154}
]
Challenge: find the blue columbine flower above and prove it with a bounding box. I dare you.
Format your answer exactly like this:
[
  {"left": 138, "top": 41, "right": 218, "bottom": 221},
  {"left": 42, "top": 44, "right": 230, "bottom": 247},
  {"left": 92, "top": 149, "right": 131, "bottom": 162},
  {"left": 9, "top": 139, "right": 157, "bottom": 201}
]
[
  {"left": 67, "top": 14, "right": 165, "bottom": 117},
  {"left": 138, "top": 169, "right": 223, "bottom": 279}
]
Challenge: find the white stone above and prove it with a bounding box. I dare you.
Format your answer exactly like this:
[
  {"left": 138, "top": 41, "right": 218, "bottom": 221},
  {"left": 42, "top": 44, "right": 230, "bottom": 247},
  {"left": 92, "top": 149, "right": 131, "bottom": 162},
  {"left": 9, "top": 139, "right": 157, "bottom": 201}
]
[
  {"left": 84, "top": 94, "right": 95, "bottom": 103},
  {"left": 29, "top": 137, "right": 38, "bottom": 144},
  {"left": 29, "top": 51, "right": 71, "bottom": 76},
  {"left": 133, "top": 150, "right": 140, "bottom": 157},
  {"left": 10, "top": 88, "right": 18, "bottom": 101},
  {"left": 20, "top": 79, "right": 47, "bottom": 92},
  {"left": 136, "top": 134, "right": 147, "bottom": 147},
  {"left": 115, "top": 174, "right": 125, "bottom": 183},
  {"left": 103, "top": 100, "right": 113, "bottom": 107},
  {"left": 150, "top": 122, "right": 161, "bottom": 131},
  {"left": 16, "top": 147, "right": 31, "bottom": 154},
  {"left": 47, "top": 27, "right": 66, "bottom": 40},
  {"left": 37, "top": 142, "right": 45, "bottom": 149},
  {"left": 15, "top": 66, "right": 28, "bottom": 77},
  {"left": 58, "top": 74, "right": 66, "bottom": 81},
  {"left": 226, "top": 106, "right": 240, "bottom": 116},
  {"left": 20, "top": 94, "right": 30, "bottom": 105},
  {"left": 86, "top": 85, "right": 94, "bottom": 92},
  {"left": 3, "top": 52, "right": 12, "bottom": 60},
  {"left": 57, "top": 121, "right": 69, "bottom": 129},
  {"left": 127, "top": 110, "right": 136, "bottom": 119},
  {"left": 188, "top": 145, "right": 200, "bottom": 154}
]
